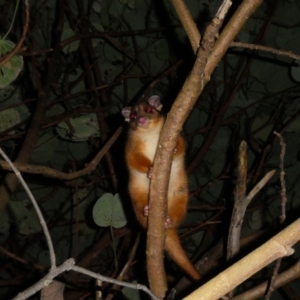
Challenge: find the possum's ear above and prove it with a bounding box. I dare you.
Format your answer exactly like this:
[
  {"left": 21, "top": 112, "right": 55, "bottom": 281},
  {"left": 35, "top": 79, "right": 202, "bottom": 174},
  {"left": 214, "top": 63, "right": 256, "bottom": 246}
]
[
  {"left": 121, "top": 107, "right": 132, "bottom": 122},
  {"left": 148, "top": 95, "right": 162, "bottom": 111}
]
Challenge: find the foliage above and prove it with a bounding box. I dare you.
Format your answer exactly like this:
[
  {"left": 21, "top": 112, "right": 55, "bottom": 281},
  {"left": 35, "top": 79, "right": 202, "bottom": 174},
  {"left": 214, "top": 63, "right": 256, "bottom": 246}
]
[
  {"left": 0, "top": 0, "right": 300, "bottom": 299},
  {"left": 93, "top": 193, "right": 127, "bottom": 228},
  {"left": 0, "top": 39, "right": 23, "bottom": 88},
  {"left": 56, "top": 112, "right": 101, "bottom": 141}
]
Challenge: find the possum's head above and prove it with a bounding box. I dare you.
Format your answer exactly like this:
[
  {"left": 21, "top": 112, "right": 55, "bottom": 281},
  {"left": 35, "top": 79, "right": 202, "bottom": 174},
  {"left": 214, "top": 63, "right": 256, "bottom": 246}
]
[{"left": 122, "top": 95, "right": 163, "bottom": 131}]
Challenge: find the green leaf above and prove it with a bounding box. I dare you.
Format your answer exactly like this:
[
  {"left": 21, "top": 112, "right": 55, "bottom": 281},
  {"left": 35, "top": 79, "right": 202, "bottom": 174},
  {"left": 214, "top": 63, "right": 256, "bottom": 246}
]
[
  {"left": 93, "top": 193, "right": 114, "bottom": 227},
  {"left": 61, "top": 25, "right": 79, "bottom": 54},
  {"left": 249, "top": 210, "right": 263, "bottom": 230},
  {"left": 92, "top": 0, "right": 101, "bottom": 13},
  {"left": 0, "top": 108, "right": 21, "bottom": 133},
  {"left": 0, "top": 84, "right": 14, "bottom": 99},
  {"left": 127, "top": 0, "right": 135, "bottom": 9},
  {"left": 111, "top": 194, "right": 127, "bottom": 228},
  {"left": 251, "top": 114, "right": 273, "bottom": 143},
  {"left": 0, "top": 210, "right": 11, "bottom": 235},
  {"left": 0, "top": 39, "right": 23, "bottom": 88},
  {"left": 56, "top": 113, "right": 101, "bottom": 142},
  {"left": 154, "top": 40, "right": 169, "bottom": 60},
  {"left": 8, "top": 201, "right": 41, "bottom": 235},
  {"left": 92, "top": 193, "right": 127, "bottom": 228},
  {"left": 93, "top": 23, "right": 105, "bottom": 33},
  {"left": 291, "top": 63, "right": 300, "bottom": 83},
  {"left": 31, "top": 130, "right": 59, "bottom": 164}
]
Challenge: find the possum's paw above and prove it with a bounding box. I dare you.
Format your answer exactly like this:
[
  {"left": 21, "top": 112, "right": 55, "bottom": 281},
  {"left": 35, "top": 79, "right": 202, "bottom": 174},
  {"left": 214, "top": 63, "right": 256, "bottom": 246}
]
[
  {"left": 147, "top": 167, "right": 153, "bottom": 179},
  {"left": 143, "top": 205, "right": 149, "bottom": 217},
  {"left": 173, "top": 145, "right": 178, "bottom": 155},
  {"left": 164, "top": 216, "right": 172, "bottom": 228}
]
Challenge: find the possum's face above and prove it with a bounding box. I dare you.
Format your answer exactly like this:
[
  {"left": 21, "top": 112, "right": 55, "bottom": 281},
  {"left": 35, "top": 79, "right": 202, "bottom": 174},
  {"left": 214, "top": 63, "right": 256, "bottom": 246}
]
[
  {"left": 122, "top": 95, "right": 163, "bottom": 131},
  {"left": 127, "top": 102, "right": 162, "bottom": 130}
]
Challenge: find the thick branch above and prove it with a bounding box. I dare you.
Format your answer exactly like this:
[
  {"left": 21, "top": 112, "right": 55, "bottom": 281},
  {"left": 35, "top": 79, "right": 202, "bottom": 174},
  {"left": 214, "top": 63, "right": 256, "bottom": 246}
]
[
  {"left": 171, "top": 0, "right": 201, "bottom": 53},
  {"left": 146, "top": 0, "right": 262, "bottom": 297},
  {"left": 232, "top": 259, "right": 300, "bottom": 300},
  {"left": 184, "top": 218, "right": 300, "bottom": 299}
]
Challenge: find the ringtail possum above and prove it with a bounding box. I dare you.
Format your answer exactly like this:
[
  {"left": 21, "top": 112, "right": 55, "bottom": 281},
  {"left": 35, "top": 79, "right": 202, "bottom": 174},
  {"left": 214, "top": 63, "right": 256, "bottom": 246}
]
[{"left": 122, "top": 95, "right": 200, "bottom": 281}]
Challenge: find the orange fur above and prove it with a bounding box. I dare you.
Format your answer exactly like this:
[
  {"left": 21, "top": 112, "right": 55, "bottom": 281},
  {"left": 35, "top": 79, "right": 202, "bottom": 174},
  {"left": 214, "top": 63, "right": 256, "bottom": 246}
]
[{"left": 122, "top": 97, "right": 200, "bottom": 281}]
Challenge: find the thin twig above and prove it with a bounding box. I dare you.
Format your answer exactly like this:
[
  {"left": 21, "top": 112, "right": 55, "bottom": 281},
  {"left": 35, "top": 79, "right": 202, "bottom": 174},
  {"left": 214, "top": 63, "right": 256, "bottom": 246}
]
[
  {"left": 0, "top": 147, "right": 56, "bottom": 268},
  {"left": 230, "top": 42, "right": 300, "bottom": 61},
  {"left": 71, "top": 265, "right": 161, "bottom": 300},
  {"left": 265, "top": 132, "right": 287, "bottom": 299},
  {"left": 0, "top": 245, "right": 44, "bottom": 271},
  {"left": 105, "top": 234, "right": 141, "bottom": 300},
  {"left": 12, "top": 259, "right": 75, "bottom": 300},
  {"left": 245, "top": 170, "right": 276, "bottom": 204},
  {"left": 0, "top": 126, "right": 123, "bottom": 180},
  {"left": 0, "top": 0, "right": 29, "bottom": 67},
  {"left": 273, "top": 131, "right": 287, "bottom": 224}
]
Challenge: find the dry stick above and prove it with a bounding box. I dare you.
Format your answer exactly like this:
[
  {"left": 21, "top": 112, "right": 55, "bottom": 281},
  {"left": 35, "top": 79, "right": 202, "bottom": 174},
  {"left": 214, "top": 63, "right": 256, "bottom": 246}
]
[
  {"left": 265, "top": 132, "right": 287, "bottom": 300},
  {"left": 12, "top": 258, "right": 161, "bottom": 300},
  {"left": 1, "top": 149, "right": 159, "bottom": 300},
  {"left": 226, "top": 141, "right": 248, "bottom": 298},
  {"left": 204, "top": 0, "right": 262, "bottom": 77},
  {"left": 146, "top": 3, "right": 223, "bottom": 298},
  {"left": 171, "top": 0, "right": 201, "bottom": 53},
  {"left": 228, "top": 171, "right": 277, "bottom": 251},
  {"left": 0, "top": 148, "right": 56, "bottom": 268},
  {"left": 0, "top": 245, "right": 44, "bottom": 270},
  {"left": 12, "top": 259, "right": 76, "bottom": 300},
  {"left": 231, "top": 259, "right": 300, "bottom": 300},
  {"left": 230, "top": 41, "right": 300, "bottom": 61},
  {"left": 147, "top": 1, "right": 233, "bottom": 297},
  {"left": 71, "top": 266, "right": 161, "bottom": 300},
  {"left": 147, "top": 0, "right": 266, "bottom": 297},
  {"left": 183, "top": 217, "right": 300, "bottom": 300},
  {"left": 1, "top": 147, "right": 160, "bottom": 300},
  {"left": 245, "top": 170, "right": 276, "bottom": 204},
  {"left": 273, "top": 131, "right": 287, "bottom": 224},
  {"left": 227, "top": 141, "right": 248, "bottom": 262},
  {"left": 265, "top": 165, "right": 284, "bottom": 299},
  {"left": 105, "top": 234, "right": 141, "bottom": 300},
  {"left": 12, "top": 256, "right": 158, "bottom": 300},
  {"left": 95, "top": 279, "right": 102, "bottom": 300},
  {"left": 0, "top": 126, "right": 123, "bottom": 180},
  {"left": 232, "top": 133, "right": 287, "bottom": 300},
  {"left": 227, "top": 142, "right": 276, "bottom": 297}
]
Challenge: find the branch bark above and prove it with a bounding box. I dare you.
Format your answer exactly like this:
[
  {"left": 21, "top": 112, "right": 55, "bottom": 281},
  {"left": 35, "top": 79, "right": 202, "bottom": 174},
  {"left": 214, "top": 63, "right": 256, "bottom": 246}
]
[
  {"left": 0, "top": 127, "right": 122, "bottom": 180},
  {"left": 146, "top": 0, "right": 262, "bottom": 297},
  {"left": 171, "top": 0, "right": 201, "bottom": 53},
  {"left": 184, "top": 218, "right": 300, "bottom": 300},
  {"left": 0, "top": 0, "right": 29, "bottom": 67},
  {"left": 232, "top": 259, "right": 300, "bottom": 300}
]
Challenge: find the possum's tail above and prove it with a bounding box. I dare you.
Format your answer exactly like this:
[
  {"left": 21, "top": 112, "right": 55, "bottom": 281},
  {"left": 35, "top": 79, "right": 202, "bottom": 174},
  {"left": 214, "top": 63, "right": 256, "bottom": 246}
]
[{"left": 165, "top": 228, "right": 200, "bottom": 281}]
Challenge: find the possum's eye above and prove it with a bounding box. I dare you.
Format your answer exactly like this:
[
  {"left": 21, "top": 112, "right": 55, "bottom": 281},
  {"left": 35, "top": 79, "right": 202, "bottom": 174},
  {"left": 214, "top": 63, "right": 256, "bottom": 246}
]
[
  {"left": 145, "top": 106, "right": 153, "bottom": 113},
  {"left": 130, "top": 111, "right": 137, "bottom": 120}
]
